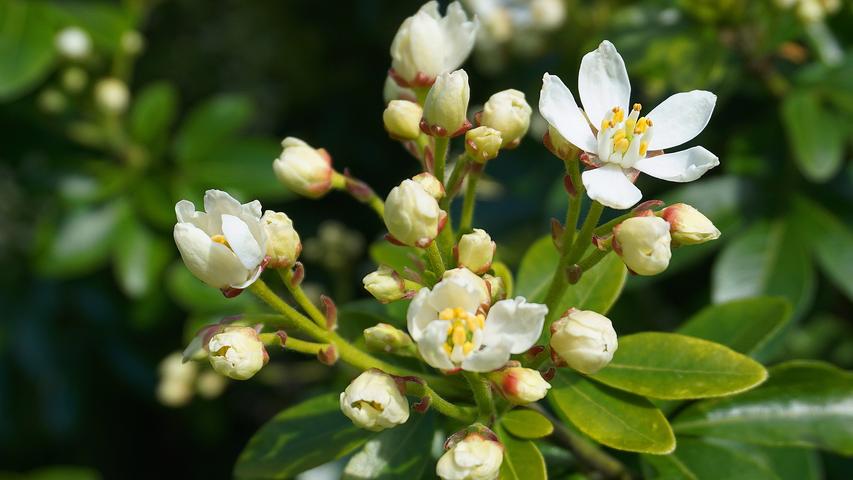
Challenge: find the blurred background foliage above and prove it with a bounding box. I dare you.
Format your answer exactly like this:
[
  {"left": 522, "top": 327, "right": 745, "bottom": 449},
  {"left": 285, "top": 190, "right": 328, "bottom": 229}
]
[{"left": 0, "top": 0, "right": 850, "bottom": 478}]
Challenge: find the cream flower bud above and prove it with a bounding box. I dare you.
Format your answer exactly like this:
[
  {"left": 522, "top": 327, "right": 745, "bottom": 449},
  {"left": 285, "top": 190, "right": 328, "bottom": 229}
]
[
  {"left": 55, "top": 27, "right": 91, "bottom": 59},
  {"left": 614, "top": 216, "right": 672, "bottom": 276},
  {"left": 481, "top": 89, "right": 532, "bottom": 148},
  {"left": 208, "top": 327, "right": 267, "bottom": 380},
  {"left": 340, "top": 370, "right": 410, "bottom": 431},
  {"left": 412, "top": 172, "right": 446, "bottom": 200},
  {"left": 363, "top": 266, "right": 407, "bottom": 303},
  {"left": 94, "top": 78, "right": 129, "bottom": 114},
  {"left": 437, "top": 433, "right": 503, "bottom": 480},
  {"left": 273, "top": 137, "right": 334, "bottom": 198},
  {"left": 489, "top": 367, "right": 551, "bottom": 405},
  {"left": 442, "top": 267, "right": 490, "bottom": 306},
  {"left": 661, "top": 203, "right": 720, "bottom": 246},
  {"left": 364, "top": 323, "right": 415, "bottom": 353},
  {"left": 457, "top": 229, "right": 495, "bottom": 274},
  {"left": 384, "top": 179, "right": 444, "bottom": 247},
  {"left": 423, "top": 69, "right": 471, "bottom": 137},
  {"left": 383, "top": 75, "right": 417, "bottom": 103},
  {"left": 384, "top": 100, "right": 423, "bottom": 140},
  {"left": 483, "top": 274, "right": 506, "bottom": 302},
  {"left": 196, "top": 370, "right": 228, "bottom": 399},
  {"left": 156, "top": 352, "right": 198, "bottom": 407},
  {"left": 550, "top": 309, "right": 618, "bottom": 374},
  {"left": 261, "top": 210, "right": 301, "bottom": 268},
  {"left": 465, "top": 126, "right": 502, "bottom": 163}
]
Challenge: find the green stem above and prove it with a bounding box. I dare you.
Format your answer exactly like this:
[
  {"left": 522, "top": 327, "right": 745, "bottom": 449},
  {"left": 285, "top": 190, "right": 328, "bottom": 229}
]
[
  {"left": 463, "top": 371, "right": 494, "bottom": 424},
  {"left": 566, "top": 201, "right": 605, "bottom": 265},
  {"left": 425, "top": 242, "right": 446, "bottom": 279},
  {"left": 332, "top": 172, "right": 385, "bottom": 221},
  {"left": 443, "top": 154, "right": 470, "bottom": 204},
  {"left": 407, "top": 382, "right": 477, "bottom": 423},
  {"left": 458, "top": 165, "right": 482, "bottom": 234},
  {"left": 249, "top": 280, "right": 326, "bottom": 337},
  {"left": 279, "top": 268, "right": 327, "bottom": 328},
  {"left": 578, "top": 249, "right": 609, "bottom": 272},
  {"left": 259, "top": 332, "right": 327, "bottom": 355},
  {"left": 433, "top": 136, "right": 449, "bottom": 185}
]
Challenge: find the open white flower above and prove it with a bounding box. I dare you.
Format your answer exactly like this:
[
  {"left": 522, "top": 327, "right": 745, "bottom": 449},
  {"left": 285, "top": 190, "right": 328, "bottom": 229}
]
[
  {"left": 174, "top": 190, "right": 267, "bottom": 290},
  {"left": 407, "top": 269, "right": 547, "bottom": 372},
  {"left": 539, "top": 41, "right": 718, "bottom": 210}
]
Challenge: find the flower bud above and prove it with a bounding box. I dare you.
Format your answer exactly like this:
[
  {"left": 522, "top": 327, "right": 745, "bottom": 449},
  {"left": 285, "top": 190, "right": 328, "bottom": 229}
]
[
  {"left": 660, "top": 203, "right": 720, "bottom": 246},
  {"left": 196, "top": 370, "right": 228, "bottom": 399},
  {"left": 550, "top": 309, "right": 618, "bottom": 374},
  {"left": 94, "top": 78, "right": 130, "bottom": 114},
  {"left": 437, "top": 432, "right": 503, "bottom": 480},
  {"left": 55, "top": 27, "right": 91, "bottom": 59},
  {"left": 156, "top": 352, "right": 198, "bottom": 407},
  {"left": 483, "top": 274, "right": 506, "bottom": 303},
  {"left": 442, "top": 267, "right": 490, "bottom": 306},
  {"left": 488, "top": 367, "right": 551, "bottom": 405},
  {"left": 273, "top": 137, "right": 334, "bottom": 198},
  {"left": 613, "top": 216, "right": 672, "bottom": 276},
  {"left": 481, "top": 89, "right": 532, "bottom": 148},
  {"left": 531, "top": 0, "right": 567, "bottom": 30},
  {"left": 545, "top": 124, "right": 580, "bottom": 160},
  {"left": 384, "top": 179, "right": 444, "bottom": 247},
  {"left": 340, "top": 370, "right": 409, "bottom": 431},
  {"left": 61, "top": 67, "right": 88, "bottom": 93},
  {"left": 363, "top": 266, "right": 407, "bottom": 303},
  {"left": 422, "top": 69, "right": 470, "bottom": 137},
  {"left": 207, "top": 327, "right": 267, "bottom": 380},
  {"left": 383, "top": 100, "right": 423, "bottom": 140},
  {"left": 364, "top": 323, "right": 415, "bottom": 353},
  {"left": 261, "top": 210, "right": 301, "bottom": 268},
  {"left": 456, "top": 229, "right": 495, "bottom": 274},
  {"left": 465, "top": 126, "right": 503, "bottom": 163},
  {"left": 411, "top": 172, "right": 445, "bottom": 200}
]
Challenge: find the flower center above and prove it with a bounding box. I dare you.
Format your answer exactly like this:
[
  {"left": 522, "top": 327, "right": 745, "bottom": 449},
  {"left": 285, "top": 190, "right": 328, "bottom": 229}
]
[
  {"left": 351, "top": 399, "right": 385, "bottom": 412},
  {"left": 211, "top": 234, "right": 232, "bottom": 249},
  {"left": 439, "top": 307, "right": 485, "bottom": 362},
  {"left": 596, "top": 104, "right": 654, "bottom": 169}
]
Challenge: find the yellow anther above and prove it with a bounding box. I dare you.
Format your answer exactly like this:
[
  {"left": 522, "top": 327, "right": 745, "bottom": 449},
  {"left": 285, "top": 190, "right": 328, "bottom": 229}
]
[
  {"left": 443, "top": 344, "right": 452, "bottom": 356},
  {"left": 463, "top": 342, "right": 474, "bottom": 354},
  {"left": 614, "top": 137, "right": 630, "bottom": 153},
  {"left": 439, "top": 308, "right": 455, "bottom": 320},
  {"left": 646, "top": 119, "right": 653, "bottom": 126},
  {"left": 612, "top": 130, "right": 626, "bottom": 142},
  {"left": 211, "top": 234, "right": 228, "bottom": 245},
  {"left": 634, "top": 118, "right": 648, "bottom": 134},
  {"left": 454, "top": 307, "right": 465, "bottom": 317},
  {"left": 452, "top": 326, "right": 466, "bottom": 346},
  {"left": 599, "top": 119, "right": 610, "bottom": 132},
  {"left": 477, "top": 315, "right": 485, "bottom": 328},
  {"left": 639, "top": 141, "right": 648, "bottom": 156},
  {"left": 632, "top": 103, "right": 642, "bottom": 111},
  {"left": 612, "top": 107, "right": 624, "bottom": 123},
  {"left": 625, "top": 118, "right": 637, "bottom": 133}
]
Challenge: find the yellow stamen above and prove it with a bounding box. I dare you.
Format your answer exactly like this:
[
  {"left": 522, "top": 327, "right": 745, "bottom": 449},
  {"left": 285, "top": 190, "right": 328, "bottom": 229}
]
[
  {"left": 612, "top": 129, "right": 626, "bottom": 142},
  {"left": 639, "top": 141, "right": 648, "bottom": 156},
  {"left": 439, "top": 308, "right": 455, "bottom": 320},
  {"left": 632, "top": 103, "right": 642, "bottom": 111},
  {"left": 600, "top": 119, "right": 610, "bottom": 132},
  {"left": 614, "top": 137, "right": 630, "bottom": 153},
  {"left": 452, "top": 326, "right": 466, "bottom": 346},
  {"left": 443, "top": 344, "right": 452, "bottom": 356},
  {"left": 625, "top": 118, "right": 637, "bottom": 133},
  {"left": 211, "top": 234, "right": 229, "bottom": 246},
  {"left": 463, "top": 342, "right": 474, "bottom": 354}
]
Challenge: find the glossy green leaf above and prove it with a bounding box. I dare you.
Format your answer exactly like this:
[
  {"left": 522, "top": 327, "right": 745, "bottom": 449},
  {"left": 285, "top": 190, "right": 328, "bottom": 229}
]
[
  {"left": 792, "top": 196, "right": 853, "bottom": 301},
  {"left": 673, "top": 360, "right": 853, "bottom": 454},
  {"left": 712, "top": 220, "right": 815, "bottom": 319},
  {"left": 0, "top": 0, "right": 57, "bottom": 100},
  {"left": 501, "top": 409, "right": 554, "bottom": 439},
  {"left": 516, "top": 236, "right": 626, "bottom": 314},
  {"left": 130, "top": 82, "right": 178, "bottom": 149},
  {"left": 188, "top": 138, "right": 290, "bottom": 199},
  {"left": 678, "top": 297, "right": 792, "bottom": 359},
  {"left": 641, "top": 438, "right": 780, "bottom": 480},
  {"left": 113, "top": 220, "right": 172, "bottom": 298},
  {"left": 549, "top": 370, "right": 675, "bottom": 454},
  {"left": 174, "top": 94, "right": 253, "bottom": 164},
  {"left": 496, "top": 424, "right": 547, "bottom": 480},
  {"left": 342, "top": 412, "right": 435, "bottom": 479},
  {"left": 234, "top": 394, "right": 372, "bottom": 479},
  {"left": 590, "top": 333, "right": 767, "bottom": 400},
  {"left": 744, "top": 446, "right": 821, "bottom": 480},
  {"left": 369, "top": 240, "right": 422, "bottom": 276},
  {"left": 782, "top": 90, "right": 844, "bottom": 182}
]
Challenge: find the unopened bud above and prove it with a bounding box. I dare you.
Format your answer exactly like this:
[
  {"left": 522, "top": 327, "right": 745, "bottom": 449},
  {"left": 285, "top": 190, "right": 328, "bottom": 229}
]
[
  {"left": 384, "top": 100, "right": 423, "bottom": 140},
  {"left": 273, "top": 137, "right": 334, "bottom": 198},
  {"left": 422, "top": 69, "right": 470, "bottom": 137},
  {"left": 208, "top": 326, "right": 267, "bottom": 380},
  {"left": 384, "top": 179, "right": 444, "bottom": 247},
  {"left": 340, "top": 370, "right": 409, "bottom": 431},
  {"left": 465, "top": 126, "right": 502, "bottom": 163},
  {"left": 363, "top": 266, "right": 407, "bottom": 303},
  {"left": 157, "top": 352, "right": 198, "bottom": 407},
  {"left": 411, "top": 172, "right": 445, "bottom": 200},
  {"left": 261, "top": 210, "right": 301, "bottom": 268},
  {"left": 660, "top": 203, "right": 720, "bottom": 246},
  {"left": 437, "top": 431, "right": 503, "bottom": 480},
  {"left": 481, "top": 89, "right": 532, "bottom": 148},
  {"left": 383, "top": 75, "right": 416, "bottom": 103},
  {"left": 550, "top": 309, "right": 618, "bottom": 374},
  {"left": 94, "top": 78, "right": 129, "bottom": 114},
  {"left": 364, "top": 323, "right": 415, "bottom": 353},
  {"left": 456, "top": 228, "right": 495, "bottom": 274},
  {"left": 55, "top": 27, "right": 91, "bottom": 59},
  {"left": 488, "top": 367, "right": 551, "bottom": 404},
  {"left": 614, "top": 216, "right": 671, "bottom": 275},
  {"left": 483, "top": 274, "right": 506, "bottom": 303}
]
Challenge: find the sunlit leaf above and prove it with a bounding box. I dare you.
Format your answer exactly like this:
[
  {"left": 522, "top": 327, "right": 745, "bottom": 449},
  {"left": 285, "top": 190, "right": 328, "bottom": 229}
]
[
  {"left": 496, "top": 424, "right": 547, "bottom": 480},
  {"left": 500, "top": 409, "right": 553, "bottom": 439}
]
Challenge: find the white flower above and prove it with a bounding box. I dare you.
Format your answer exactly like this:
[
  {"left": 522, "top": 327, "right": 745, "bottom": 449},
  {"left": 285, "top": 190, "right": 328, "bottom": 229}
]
[
  {"left": 407, "top": 269, "right": 547, "bottom": 372},
  {"left": 363, "top": 266, "right": 407, "bottom": 303},
  {"left": 173, "top": 190, "right": 268, "bottom": 290},
  {"left": 94, "top": 78, "right": 130, "bottom": 114},
  {"left": 539, "top": 41, "right": 718, "bottom": 210},
  {"left": 456, "top": 229, "right": 495, "bottom": 274},
  {"left": 383, "top": 100, "right": 423, "bottom": 140},
  {"left": 614, "top": 216, "right": 672, "bottom": 276},
  {"left": 661, "top": 203, "right": 720, "bottom": 246},
  {"left": 340, "top": 370, "right": 410, "bottom": 431},
  {"left": 384, "top": 179, "right": 445, "bottom": 247},
  {"left": 423, "top": 69, "right": 471, "bottom": 136},
  {"left": 273, "top": 137, "right": 334, "bottom": 198},
  {"left": 55, "top": 27, "right": 91, "bottom": 59},
  {"left": 390, "top": 1, "right": 479, "bottom": 86},
  {"left": 550, "top": 309, "right": 618, "bottom": 374},
  {"left": 437, "top": 433, "right": 503, "bottom": 480},
  {"left": 261, "top": 210, "right": 301, "bottom": 268},
  {"left": 442, "top": 267, "right": 491, "bottom": 306},
  {"left": 480, "top": 89, "right": 532, "bottom": 148},
  {"left": 208, "top": 326, "right": 268, "bottom": 380},
  {"left": 489, "top": 366, "right": 551, "bottom": 404}
]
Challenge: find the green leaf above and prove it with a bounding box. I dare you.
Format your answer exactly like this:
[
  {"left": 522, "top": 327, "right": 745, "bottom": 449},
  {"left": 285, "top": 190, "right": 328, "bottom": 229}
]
[
  {"left": 130, "top": 82, "right": 178, "bottom": 149},
  {"left": 113, "top": 220, "right": 172, "bottom": 298},
  {"left": 641, "top": 438, "right": 780, "bottom": 480},
  {"left": 678, "top": 297, "right": 792, "bottom": 360},
  {"left": 744, "top": 446, "right": 822, "bottom": 480},
  {"left": 173, "top": 94, "right": 253, "bottom": 164},
  {"left": 782, "top": 90, "right": 844, "bottom": 182},
  {"left": 342, "top": 412, "right": 435, "bottom": 479},
  {"left": 0, "top": 0, "right": 57, "bottom": 100},
  {"left": 50, "top": 2, "right": 133, "bottom": 52},
  {"left": 791, "top": 196, "right": 853, "bottom": 301},
  {"left": 590, "top": 333, "right": 767, "bottom": 400},
  {"left": 501, "top": 409, "right": 554, "bottom": 439},
  {"left": 369, "top": 240, "right": 422, "bottom": 275},
  {"left": 187, "top": 138, "right": 291, "bottom": 199},
  {"left": 712, "top": 220, "right": 815, "bottom": 319},
  {"left": 165, "top": 262, "right": 257, "bottom": 314},
  {"left": 673, "top": 360, "right": 853, "bottom": 455},
  {"left": 516, "top": 236, "right": 626, "bottom": 314},
  {"left": 549, "top": 370, "right": 675, "bottom": 454},
  {"left": 234, "top": 393, "right": 372, "bottom": 479},
  {"left": 496, "top": 424, "right": 547, "bottom": 480}
]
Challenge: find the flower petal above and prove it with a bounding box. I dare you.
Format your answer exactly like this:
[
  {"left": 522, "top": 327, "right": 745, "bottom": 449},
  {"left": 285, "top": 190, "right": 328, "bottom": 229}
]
[
  {"left": 634, "top": 146, "right": 719, "bottom": 183},
  {"left": 442, "top": 1, "right": 479, "bottom": 71},
  {"left": 417, "top": 320, "right": 455, "bottom": 370},
  {"left": 539, "top": 73, "right": 597, "bottom": 153},
  {"left": 482, "top": 297, "right": 548, "bottom": 354},
  {"left": 578, "top": 40, "right": 630, "bottom": 127},
  {"left": 582, "top": 164, "right": 642, "bottom": 210},
  {"left": 175, "top": 199, "right": 211, "bottom": 233},
  {"left": 173, "top": 223, "right": 248, "bottom": 289},
  {"left": 461, "top": 340, "right": 511, "bottom": 372},
  {"left": 428, "top": 277, "right": 482, "bottom": 314},
  {"left": 407, "top": 287, "right": 436, "bottom": 341},
  {"left": 221, "top": 214, "right": 264, "bottom": 270},
  {"left": 646, "top": 90, "right": 716, "bottom": 150}
]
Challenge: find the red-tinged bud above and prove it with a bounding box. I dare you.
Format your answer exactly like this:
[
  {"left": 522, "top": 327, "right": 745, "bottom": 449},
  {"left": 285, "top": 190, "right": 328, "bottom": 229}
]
[
  {"left": 321, "top": 295, "right": 337, "bottom": 330},
  {"left": 317, "top": 344, "right": 338, "bottom": 365},
  {"left": 487, "top": 366, "right": 551, "bottom": 405}
]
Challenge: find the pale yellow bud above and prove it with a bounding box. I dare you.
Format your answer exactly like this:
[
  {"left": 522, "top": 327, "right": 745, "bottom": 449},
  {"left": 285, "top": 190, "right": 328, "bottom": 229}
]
[
  {"left": 423, "top": 69, "right": 470, "bottom": 136},
  {"left": 94, "top": 78, "right": 129, "bottom": 114},
  {"left": 483, "top": 274, "right": 506, "bottom": 303},
  {"left": 273, "top": 137, "right": 333, "bottom": 198},
  {"left": 261, "top": 210, "right": 301, "bottom": 268},
  {"left": 411, "top": 172, "right": 445, "bottom": 200},
  {"left": 481, "top": 89, "right": 532, "bottom": 148},
  {"left": 384, "top": 179, "right": 443, "bottom": 247},
  {"left": 208, "top": 327, "right": 267, "bottom": 380},
  {"left": 383, "top": 100, "right": 423, "bottom": 140},
  {"left": 457, "top": 229, "right": 495, "bottom": 274},
  {"left": 661, "top": 203, "right": 720, "bottom": 246},
  {"left": 340, "top": 370, "right": 410, "bottom": 431},
  {"left": 55, "top": 27, "right": 91, "bottom": 59},
  {"left": 551, "top": 309, "right": 618, "bottom": 374},
  {"left": 364, "top": 323, "right": 415, "bottom": 353},
  {"left": 437, "top": 434, "right": 503, "bottom": 480},
  {"left": 614, "top": 216, "right": 672, "bottom": 276},
  {"left": 363, "top": 266, "right": 407, "bottom": 303},
  {"left": 465, "top": 126, "right": 502, "bottom": 163},
  {"left": 488, "top": 367, "right": 551, "bottom": 404}
]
